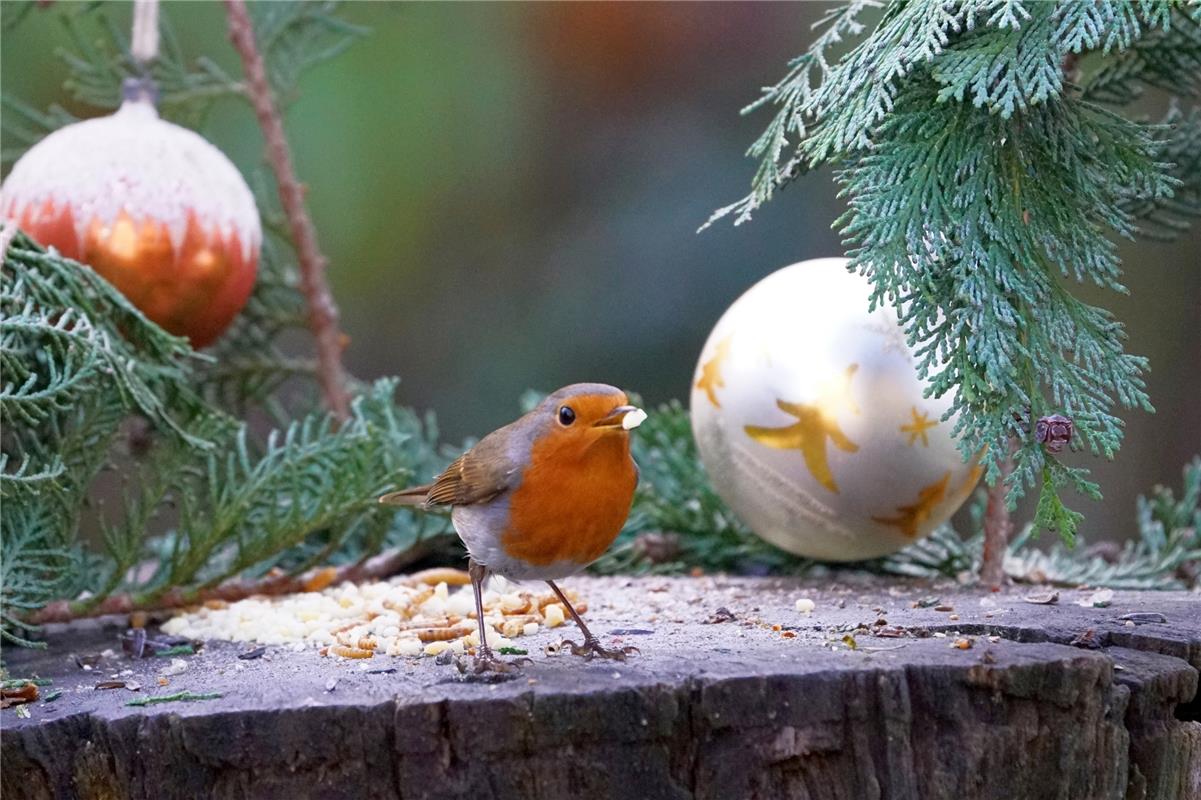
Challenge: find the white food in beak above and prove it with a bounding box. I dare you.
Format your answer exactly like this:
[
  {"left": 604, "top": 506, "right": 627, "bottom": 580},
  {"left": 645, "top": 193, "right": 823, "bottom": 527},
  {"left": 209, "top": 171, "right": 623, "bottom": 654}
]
[{"left": 622, "top": 408, "right": 648, "bottom": 430}]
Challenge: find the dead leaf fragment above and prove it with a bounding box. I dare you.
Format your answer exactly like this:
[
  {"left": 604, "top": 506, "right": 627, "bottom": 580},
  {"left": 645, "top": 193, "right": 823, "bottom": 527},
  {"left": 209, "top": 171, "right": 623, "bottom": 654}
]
[{"left": 0, "top": 683, "right": 38, "bottom": 708}]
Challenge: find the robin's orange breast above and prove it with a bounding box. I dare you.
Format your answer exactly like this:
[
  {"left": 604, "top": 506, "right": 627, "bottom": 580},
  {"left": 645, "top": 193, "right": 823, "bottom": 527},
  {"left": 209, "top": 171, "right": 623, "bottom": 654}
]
[{"left": 500, "top": 432, "right": 637, "bottom": 567}]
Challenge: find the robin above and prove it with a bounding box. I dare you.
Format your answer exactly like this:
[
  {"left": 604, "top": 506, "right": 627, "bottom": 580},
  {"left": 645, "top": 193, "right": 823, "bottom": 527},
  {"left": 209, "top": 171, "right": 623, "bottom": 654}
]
[{"left": 379, "top": 383, "right": 647, "bottom": 671}]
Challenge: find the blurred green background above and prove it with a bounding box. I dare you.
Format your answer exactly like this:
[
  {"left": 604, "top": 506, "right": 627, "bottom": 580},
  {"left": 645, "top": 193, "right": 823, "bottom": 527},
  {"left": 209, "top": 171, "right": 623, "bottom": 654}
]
[{"left": 3, "top": 1, "right": 1197, "bottom": 543}]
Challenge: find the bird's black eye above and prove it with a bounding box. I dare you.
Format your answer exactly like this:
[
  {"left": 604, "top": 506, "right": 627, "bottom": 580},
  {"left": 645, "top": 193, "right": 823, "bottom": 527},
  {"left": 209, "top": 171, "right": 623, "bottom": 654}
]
[{"left": 558, "top": 405, "right": 576, "bottom": 426}]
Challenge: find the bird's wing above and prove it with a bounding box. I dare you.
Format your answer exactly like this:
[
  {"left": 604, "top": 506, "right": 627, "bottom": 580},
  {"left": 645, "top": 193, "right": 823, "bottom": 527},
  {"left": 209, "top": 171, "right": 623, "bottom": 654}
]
[{"left": 424, "top": 431, "right": 517, "bottom": 507}]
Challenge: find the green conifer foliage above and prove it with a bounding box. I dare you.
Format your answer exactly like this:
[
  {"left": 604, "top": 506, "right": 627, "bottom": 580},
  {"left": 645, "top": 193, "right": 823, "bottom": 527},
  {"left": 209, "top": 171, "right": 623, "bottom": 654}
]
[
  {"left": 0, "top": 232, "right": 448, "bottom": 645},
  {"left": 708, "top": 1, "right": 1201, "bottom": 544},
  {"left": 0, "top": 3, "right": 449, "bottom": 646}
]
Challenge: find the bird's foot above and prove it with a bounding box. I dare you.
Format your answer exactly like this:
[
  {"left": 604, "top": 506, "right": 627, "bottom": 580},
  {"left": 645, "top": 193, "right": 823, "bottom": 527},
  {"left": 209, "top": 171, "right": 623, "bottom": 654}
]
[
  {"left": 559, "top": 637, "right": 639, "bottom": 661},
  {"left": 460, "top": 646, "right": 529, "bottom": 676}
]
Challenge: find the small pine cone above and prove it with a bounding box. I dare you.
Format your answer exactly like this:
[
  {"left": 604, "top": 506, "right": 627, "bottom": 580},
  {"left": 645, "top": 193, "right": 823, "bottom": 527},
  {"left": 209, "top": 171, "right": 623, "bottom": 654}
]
[{"left": 1036, "top": 414, "right": 1073, "bottom": 453}]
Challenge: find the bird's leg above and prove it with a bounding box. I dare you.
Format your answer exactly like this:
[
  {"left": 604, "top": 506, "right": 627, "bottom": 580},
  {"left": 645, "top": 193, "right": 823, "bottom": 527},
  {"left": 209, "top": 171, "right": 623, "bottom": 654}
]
[
  {"left": 468, "top": 559, "right": 523, "bottom": 674},
  {"left": 546, "top": 580, "right": 638, "bottom": 661}
]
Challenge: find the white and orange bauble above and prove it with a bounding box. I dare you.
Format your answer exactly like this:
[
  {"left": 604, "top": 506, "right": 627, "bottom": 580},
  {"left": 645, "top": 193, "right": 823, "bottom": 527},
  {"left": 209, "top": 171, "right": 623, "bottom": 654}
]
[
  {"left": 1, "top": 93, "right": 260, "bottom": 347},
  {"left": 690, "top": 258, "right": 981, "bottom": 561}
]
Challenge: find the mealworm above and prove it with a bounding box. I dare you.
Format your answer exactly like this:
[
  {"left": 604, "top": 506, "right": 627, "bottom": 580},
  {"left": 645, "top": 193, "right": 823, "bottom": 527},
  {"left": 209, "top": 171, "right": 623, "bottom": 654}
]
[
  {"left": 408, "top": 567, "right": 471, "bottom": 586},
  {"left": 330, "top": 645, "right": 373, "bottom": 659},
  {"left": 302, "top": 566, "right": 338, "bottom": 593},
  {"left": 390, "top": 618, "right": 451, "bottom": 631},
  {"left": 414, "top": 626, "right": 472, "bottom": 643},
  {"left": 496, "top": 614, "right": 539, "bottom": 626}
]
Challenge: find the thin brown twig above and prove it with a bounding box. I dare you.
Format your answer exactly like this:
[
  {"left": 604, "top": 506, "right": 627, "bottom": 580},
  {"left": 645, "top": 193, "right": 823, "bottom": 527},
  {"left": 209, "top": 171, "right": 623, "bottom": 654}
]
[
  {"left": 28, "top": 543, "right": 438, "bottom": 626},
  {"left": 223, "top": 0, "right": 350, "bottom": 421},
  {"left": 980, "top": 442, "right": 1016, "bottom": 590}
]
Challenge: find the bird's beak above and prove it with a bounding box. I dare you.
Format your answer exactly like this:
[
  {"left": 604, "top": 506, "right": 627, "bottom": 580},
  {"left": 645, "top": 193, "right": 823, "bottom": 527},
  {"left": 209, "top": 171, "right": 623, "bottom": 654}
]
[{"left": 593, "top": 405, "right": 647, "bottom": 431}]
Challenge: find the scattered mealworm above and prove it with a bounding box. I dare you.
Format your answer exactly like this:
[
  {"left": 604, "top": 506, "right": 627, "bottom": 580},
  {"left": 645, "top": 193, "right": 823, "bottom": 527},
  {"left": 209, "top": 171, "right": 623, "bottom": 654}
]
[
  {"left": 408, "top": 568, "right": 471, "bottom": 586},
  {"left": 391, "top": 618, "right": 451, "bottom": 631},
  {"left": 330, "top": 645, "right": 373, "bottom": 659},
  {"left": 303, "top": 566, "right": 338, "bottom": 593},
  {"left": 414, "top": 627, "right": 471, "bottom": 643}
]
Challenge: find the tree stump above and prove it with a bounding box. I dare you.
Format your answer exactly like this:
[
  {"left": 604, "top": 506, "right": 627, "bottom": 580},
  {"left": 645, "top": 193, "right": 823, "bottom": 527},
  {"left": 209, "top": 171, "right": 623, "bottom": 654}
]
[{"left": 4, "top": 576, "right": 1198, "bottom": 800}]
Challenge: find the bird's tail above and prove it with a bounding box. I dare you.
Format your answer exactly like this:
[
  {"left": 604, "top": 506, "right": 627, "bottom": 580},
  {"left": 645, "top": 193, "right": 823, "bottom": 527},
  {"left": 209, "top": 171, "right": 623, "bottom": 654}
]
[{"left": 378, "top": 485, "right": 431, "bottom": 506}]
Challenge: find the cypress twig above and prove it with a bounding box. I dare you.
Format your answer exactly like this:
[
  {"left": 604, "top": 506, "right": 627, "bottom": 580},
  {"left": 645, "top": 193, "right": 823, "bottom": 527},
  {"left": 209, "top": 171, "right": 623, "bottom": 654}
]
[{"left": 126, "top": 690, "right": 222, "bottom": 707}]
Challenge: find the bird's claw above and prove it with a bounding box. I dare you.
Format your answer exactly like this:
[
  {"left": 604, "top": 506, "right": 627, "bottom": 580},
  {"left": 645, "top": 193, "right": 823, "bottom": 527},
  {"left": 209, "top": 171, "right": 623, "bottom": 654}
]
[
  {"left": 558, "top": 638, "right": 639, "bottom": 661},
  {"left": 458, "top": 648, "right": 530, "bottom": 676}
]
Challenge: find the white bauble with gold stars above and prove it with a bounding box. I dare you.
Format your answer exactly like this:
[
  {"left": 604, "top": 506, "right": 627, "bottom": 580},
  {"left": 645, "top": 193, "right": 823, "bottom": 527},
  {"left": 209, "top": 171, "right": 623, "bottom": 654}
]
[{"left": 690, "top": 258, "right": 980, "bottom": 561}]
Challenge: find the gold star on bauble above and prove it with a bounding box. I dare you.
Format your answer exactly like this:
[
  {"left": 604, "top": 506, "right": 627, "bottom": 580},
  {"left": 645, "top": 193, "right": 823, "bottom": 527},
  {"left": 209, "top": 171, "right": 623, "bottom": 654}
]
[
  {"left": 743, "top": 365, "right": 860, "bottom": 494},
  {"left": 900, "top": 406, "right": 938, "bottom": 447},
  {"left": 872, "top": 471, "right": 951, "bottom": 537},
  {"left": 695, "top": 336, "right": 732, "bottom": 408}
]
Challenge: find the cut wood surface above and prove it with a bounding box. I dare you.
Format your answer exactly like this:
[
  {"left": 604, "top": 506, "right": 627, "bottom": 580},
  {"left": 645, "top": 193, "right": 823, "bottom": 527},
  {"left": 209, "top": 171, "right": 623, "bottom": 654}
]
[{"left": 4, "top": 576, "right": 1199, "bottom": 800}]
